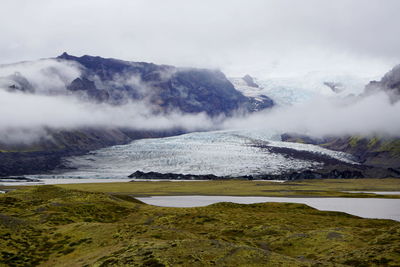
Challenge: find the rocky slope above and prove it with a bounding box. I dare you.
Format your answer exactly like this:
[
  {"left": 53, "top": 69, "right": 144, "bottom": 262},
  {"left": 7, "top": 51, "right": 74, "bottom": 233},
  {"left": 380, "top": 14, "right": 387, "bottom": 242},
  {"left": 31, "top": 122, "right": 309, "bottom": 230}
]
[
  {"left": 57, "top": 53, "right": 273, "bottom": 115},
  {"left": 0, "top": 54, "right": 275, "bottom": 176},
  {"left": 281, "top": 134, "right": 400, "bottom": 178},
  {"left": 280, "top": 65, "right": 400, "bottom": 177},
  {"left": 365, "top": 64, "right": 400, "bottom": 101},
  {"left": 0, "top": 128, "right": 184, "bottom": 176}
]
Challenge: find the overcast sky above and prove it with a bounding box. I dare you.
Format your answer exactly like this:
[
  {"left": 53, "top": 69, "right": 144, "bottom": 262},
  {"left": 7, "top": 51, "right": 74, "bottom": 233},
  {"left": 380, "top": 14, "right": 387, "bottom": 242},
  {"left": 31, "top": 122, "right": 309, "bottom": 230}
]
[{"left": 1, "top": 0, "right": 399, "bottom": 77}]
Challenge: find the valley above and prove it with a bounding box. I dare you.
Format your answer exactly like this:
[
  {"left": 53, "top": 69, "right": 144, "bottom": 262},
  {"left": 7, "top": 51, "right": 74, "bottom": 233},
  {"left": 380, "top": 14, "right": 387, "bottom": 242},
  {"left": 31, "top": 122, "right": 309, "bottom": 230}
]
[{"left": 2, "top": 1, "right": 400, "bottom": 266}]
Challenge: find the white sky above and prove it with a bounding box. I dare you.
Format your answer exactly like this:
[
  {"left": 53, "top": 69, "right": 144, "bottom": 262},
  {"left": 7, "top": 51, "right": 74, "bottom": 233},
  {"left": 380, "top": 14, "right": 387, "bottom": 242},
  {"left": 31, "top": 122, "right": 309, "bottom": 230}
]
[{"left": 1, "top": 0, "right": 400, "bottom": 78}]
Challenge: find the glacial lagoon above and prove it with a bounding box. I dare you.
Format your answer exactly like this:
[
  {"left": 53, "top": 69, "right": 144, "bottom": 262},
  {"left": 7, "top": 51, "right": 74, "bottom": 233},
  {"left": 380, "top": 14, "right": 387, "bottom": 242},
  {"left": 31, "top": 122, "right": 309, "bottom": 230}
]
[{"left": 137, "top": 195, "right": 400, "bottom": 221}]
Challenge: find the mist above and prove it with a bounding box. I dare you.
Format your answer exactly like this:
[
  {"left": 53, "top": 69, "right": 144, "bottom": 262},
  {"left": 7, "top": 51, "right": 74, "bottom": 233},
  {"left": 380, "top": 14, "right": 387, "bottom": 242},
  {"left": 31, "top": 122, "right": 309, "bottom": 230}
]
[
  {"left": 0, "top": 59, "right": 82, "bottom": 94},
  {"left": 0, "top": 45, "right": 399, "bottom": 144},
  {"left": 223, "top": 92, "right": 400, "bottom": 138},
  {"left": 0, "top": 90, "right": 215, "bottom": 144},
  {"left": 1, "top": 80, "right": 400, "bottom": 145}
]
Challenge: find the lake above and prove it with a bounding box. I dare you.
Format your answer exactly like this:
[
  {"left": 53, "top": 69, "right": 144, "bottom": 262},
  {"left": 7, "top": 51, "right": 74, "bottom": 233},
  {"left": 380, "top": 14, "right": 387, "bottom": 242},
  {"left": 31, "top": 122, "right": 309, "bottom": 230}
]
[{"left": 137, "top": 195, "right": 400, "bottom": 221}]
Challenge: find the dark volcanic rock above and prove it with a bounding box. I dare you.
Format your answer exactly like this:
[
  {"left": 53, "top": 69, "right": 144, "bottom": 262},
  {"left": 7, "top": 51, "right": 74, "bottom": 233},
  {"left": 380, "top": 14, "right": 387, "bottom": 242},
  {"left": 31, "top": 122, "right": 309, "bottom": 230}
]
[
  {"left": 67, "top": 77, "right": 97, "bottom": 92},
  {"left": 246, "top": 95, "right": 274, "bottom": 111},
  {"left": 128, "top": 169, "right": 368, "bottom": 181},
  {"left": 0, "top": 151, "right": 69, "bottom": 177},
  {"left": 281, "top": 133, "right": 400, "bottom": 176},
  {"left": 0, "top": 128, "right": 185, "bottom": 177},
  {"left": 67, "top": 77, "right": 109, "bottom": 102},
  {"left": 365, "top": 64, "right": 400, "bottom": 101},
  {"left": 323, "top": 81, "right": 343, "bottom": 93},
  {"left": 165, "top": 68, "right": 248, "bottom": 116},
  {"left": 5, "top": 72, "right": 35, "bottom": 93},
  {"left": 259, "top": 169, "right": 365, "bottom": 180},
  {"left": 129, "top": 171, "right": 254, "bottom": 180},
  {"left": 0, "top": 53, "right": 275, "bottom": 176},
  {"left": 374, "top": 64, "right": 400, "bottom": 94},
  {"left": 242, "top": 74, "right": 259, "bottom": 88},
  {"left": 129, "top": 171, "right": 222, "bottom": 180},
  {"left": 128, "top": 165, "right": 400, "bottom": 180},
  {"left": 58, "top": 53, "right": 268, "bottom": 116}
]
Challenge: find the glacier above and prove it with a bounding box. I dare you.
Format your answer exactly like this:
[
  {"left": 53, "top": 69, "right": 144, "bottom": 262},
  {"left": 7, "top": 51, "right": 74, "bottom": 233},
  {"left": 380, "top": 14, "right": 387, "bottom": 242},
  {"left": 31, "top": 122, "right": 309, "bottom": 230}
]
[
  {"left": 24, "top": 73, "right": 371, "bottom": 180},
  {"left": 28, "top": 130, "right": 358, "bottom": 179},
  {"left": 230, "top": 72, "right": 378, "bottom": 106}
]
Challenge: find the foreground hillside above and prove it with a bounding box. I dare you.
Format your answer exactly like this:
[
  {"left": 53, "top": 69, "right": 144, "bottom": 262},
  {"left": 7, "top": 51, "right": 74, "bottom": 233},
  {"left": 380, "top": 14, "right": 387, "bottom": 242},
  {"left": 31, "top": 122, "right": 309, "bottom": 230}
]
[
  {"left": 1, "top": 185, "right": 399, "bottom": 266},
  {"left": 53, "top": 178, "right": 400, "bottom": 198}
]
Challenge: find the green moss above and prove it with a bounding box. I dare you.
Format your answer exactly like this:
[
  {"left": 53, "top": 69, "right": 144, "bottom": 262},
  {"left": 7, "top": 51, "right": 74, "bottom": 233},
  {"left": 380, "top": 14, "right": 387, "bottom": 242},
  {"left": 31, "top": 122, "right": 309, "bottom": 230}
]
[
  {"left": 0, "top": 185, "right": 400, "bottom": 266},
  {"left": 294, "top": 138, "right": 306, "bottom": 144},
  {"left": 367, "top": 136, "right": 380, "bottom": 149},
  {"left": 349, "top": 136, "right": 362, "bottom": 147},
  {"left": 38, "top": 179, "right": 400, "bottom": 199},
  {"left": 379, "top": 140, "right": 400, "bottom": 156}
]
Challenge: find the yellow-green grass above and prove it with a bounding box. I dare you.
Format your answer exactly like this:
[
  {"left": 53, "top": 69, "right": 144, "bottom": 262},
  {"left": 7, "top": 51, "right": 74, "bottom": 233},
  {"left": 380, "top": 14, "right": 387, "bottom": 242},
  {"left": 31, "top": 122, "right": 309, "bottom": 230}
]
[
  {"left": 1, "top": 185, "right": 400, "bottom": 266},
  {"left": 29, "top": 178, "right": 400, "bottom": 198}
]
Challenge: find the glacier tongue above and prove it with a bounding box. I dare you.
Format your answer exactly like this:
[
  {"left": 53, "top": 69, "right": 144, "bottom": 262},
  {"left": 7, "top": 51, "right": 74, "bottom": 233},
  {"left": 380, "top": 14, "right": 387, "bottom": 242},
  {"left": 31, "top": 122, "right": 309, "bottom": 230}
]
[
  {"left": 230, "top": 73, "right": 378, "bottom": 107},
  {"left": 32, "top": 130, "right": 357, "bottom": 179}
]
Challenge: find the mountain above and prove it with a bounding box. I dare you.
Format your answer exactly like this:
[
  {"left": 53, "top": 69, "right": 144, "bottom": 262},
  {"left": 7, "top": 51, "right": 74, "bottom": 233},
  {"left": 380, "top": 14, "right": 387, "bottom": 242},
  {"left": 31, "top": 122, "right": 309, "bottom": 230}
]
[
  {"left": 0, "top": 72, "right": 35, "bottom": 93},
  {"left": 229, "top": 76, "right": 274, "bottom": 110},
  {"left": 57, "top": 53, "right": 273, "bottom": 115},
  {"left": 0, "top": 128, "right": 185, "bottom": 177},
  {"left": 230, "top": 72, "right": 373, "bottom": 107},
  {"left": 0, "top": 53, "right": 274, "bottom": 176},
  {"left": 365, "top": 64, "right": 400, "bottom": 102},
  {"left": 280, "top": 65, "right": 400, "bottom": 177},
  {"left": 242, "top": 74, "right": 259, "bottom": 88},
  {"left": 281, "top": 133, "right": 400, "bottom": 177}
]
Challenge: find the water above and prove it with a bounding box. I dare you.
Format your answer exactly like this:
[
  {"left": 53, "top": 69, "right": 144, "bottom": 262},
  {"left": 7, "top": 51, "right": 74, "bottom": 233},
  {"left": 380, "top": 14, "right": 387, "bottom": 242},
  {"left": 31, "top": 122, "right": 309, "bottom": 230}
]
[
  {"left": 345, "top": 191, "right": 400, "bottom": 195},
  {"left": 0, "top": 178, "right": 132, "bottom": 186},
  {"left": 27, "top": 130, "right": 357, "bottom": 179},
  {"left": 137, "top": 195, "right": 400, "bottom": 221}
]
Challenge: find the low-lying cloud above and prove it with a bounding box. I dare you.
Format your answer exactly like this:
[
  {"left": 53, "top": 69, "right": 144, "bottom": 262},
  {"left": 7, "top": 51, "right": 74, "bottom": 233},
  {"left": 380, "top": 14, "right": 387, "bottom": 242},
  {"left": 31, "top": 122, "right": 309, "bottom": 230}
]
[
  {"left": 224, "top": 92, "right": 400, "bottom": 138},
  {"left": 2, "top": 85, "right": 399, "bottom": 145},
  {"left": 0, "top": 58, "right": 399, "bottom": 145},
  {"left": 0, "top": 59, "right": 218, "bottom": 144},
  {"left": 0, "top": 90, "right": 215, "bottom": 144},
  {"left": 0, "top": 59, "right": 81, "bottom": 94}
]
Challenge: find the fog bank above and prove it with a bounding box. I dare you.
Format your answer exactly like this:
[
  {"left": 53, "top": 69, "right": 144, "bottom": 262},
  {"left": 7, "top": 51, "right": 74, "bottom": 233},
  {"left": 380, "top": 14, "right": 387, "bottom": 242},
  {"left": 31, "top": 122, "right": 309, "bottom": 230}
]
[{"left": 224, "top": 92, "right": 400, "bottom": 137}]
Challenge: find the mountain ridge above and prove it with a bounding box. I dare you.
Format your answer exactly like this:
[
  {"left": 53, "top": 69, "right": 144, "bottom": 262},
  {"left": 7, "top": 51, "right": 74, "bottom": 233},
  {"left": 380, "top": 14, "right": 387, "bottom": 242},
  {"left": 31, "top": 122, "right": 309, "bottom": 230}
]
[
  {"left": 56, "top": 52, "right": 274, "bottom": 115},
  {"left": 0, "top": 53, "right": 273, "bottom": 176}
]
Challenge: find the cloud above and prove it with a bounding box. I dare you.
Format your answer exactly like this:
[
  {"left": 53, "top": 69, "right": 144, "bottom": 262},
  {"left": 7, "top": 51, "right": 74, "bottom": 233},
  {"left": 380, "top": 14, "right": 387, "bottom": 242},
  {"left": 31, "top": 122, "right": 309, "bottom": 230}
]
[
  {"left": 0, "top": 52, "right": 399, "bottom": 145},
  {"left": 0, "top": 58, "right": 219, "bottom": 144},
  {"left": 0, "top": 0, "right": 399, "bottom": 78},
  {"left": 0, "top": 89, "right": 215, "bottom": 144},
  {"left": 223, "top": 92, "right": 400, "bottom": 137},
  {"left": 0, "top": 59, "right": 81, "bottom": 94},
  {"left": 2, "top": 81, "right": 399, "bottom": 145}
]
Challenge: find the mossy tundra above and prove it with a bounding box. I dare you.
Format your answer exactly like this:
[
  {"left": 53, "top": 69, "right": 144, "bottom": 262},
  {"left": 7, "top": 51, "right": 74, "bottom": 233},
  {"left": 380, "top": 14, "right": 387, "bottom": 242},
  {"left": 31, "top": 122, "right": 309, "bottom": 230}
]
[
  {"left": 1, "top": 185, "right": 400, "bottom": 266},
  {"left": 53, "top": 178, "right": 400, "bottom": 198}
]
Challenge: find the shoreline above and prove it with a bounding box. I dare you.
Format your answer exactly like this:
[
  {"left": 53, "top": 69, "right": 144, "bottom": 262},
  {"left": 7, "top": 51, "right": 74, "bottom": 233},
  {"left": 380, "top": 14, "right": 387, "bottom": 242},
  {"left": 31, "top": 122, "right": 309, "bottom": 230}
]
[
  {"left": 2, "top": 178, "right": 400, "bottom": 199},
  {"left": 136, "top": 195, "right": 400, "bottom": 221}
]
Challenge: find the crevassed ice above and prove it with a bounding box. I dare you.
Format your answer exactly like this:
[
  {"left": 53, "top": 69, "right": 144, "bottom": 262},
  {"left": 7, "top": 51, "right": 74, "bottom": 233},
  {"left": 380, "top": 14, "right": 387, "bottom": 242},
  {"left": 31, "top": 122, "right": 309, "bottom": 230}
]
[
  {"left": 33, "top": 130, "right": 357, "bottom": 179},
  {"left": 228, "top": 130, "right": 357, "bottom": 164},
  {"left": 230, "top": 74, "right": 376, "bottom": 107}
]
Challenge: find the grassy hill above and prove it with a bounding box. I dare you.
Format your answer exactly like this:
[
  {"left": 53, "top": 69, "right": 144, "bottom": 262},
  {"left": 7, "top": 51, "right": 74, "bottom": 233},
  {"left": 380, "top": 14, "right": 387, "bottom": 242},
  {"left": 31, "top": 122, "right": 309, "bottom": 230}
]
[{"left": 1, "top": 184, "right": 400, "bottom": 266}]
